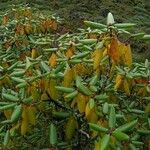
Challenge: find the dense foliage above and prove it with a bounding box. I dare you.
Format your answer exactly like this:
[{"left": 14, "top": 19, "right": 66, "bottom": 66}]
[{"left": 0, "top": 5, "right": 150, "bottom": 150}]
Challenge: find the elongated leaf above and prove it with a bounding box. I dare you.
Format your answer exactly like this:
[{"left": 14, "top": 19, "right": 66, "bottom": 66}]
[
  {"left": 49, "top": 123, "right": 57, "bottom": 145},
  {"left": 109, "top": 106, "right": 116, "bottom": 128},
  {"left": 116, "top": 119, "right": 138, "bottom": 132},
  {"left": 112, "top": 130, "right": 129, "bottom": 141},
  {"left": 0, "top": 103, "right": 16, "bottom": 111},
  {"left": 3, "top": 130, "right": 10, "bottom": 146},
  {"left": 55, "top": 86, "right": 75, "bottom": 93},
  {"left": 100, "top": 134, "right": 110, "bottom": 150},
  {"left": 11, "top": 104, "right": 22, "bottom": 123},
  {"left": 2, "top": 93, "right": 19, "bottom": 102},
  {"left": 84, "top": 21, "right": 106, "bottom": 29},
  {"left": 89, "top": 123, "right": 108, "bottom": 132}
]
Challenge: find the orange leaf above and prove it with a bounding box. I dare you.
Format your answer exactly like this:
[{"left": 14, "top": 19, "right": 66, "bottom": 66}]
[
  {"left": 66, "top": 47, "right": 74, "bottom": 58},
  {"left": 108, "top": 38, "right": 120, "bottom": 63},
  {"left": 49, "top": 53, "right": 57, "bottom": 67}
]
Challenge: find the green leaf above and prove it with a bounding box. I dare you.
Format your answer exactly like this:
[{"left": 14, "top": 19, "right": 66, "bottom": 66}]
[
  {"left": 71, "top": 51, "right": 90, "bottom": 59},
  {"left": 3, "top": 130, "right": 10, "bottom": 146},
  {"left": 131, "top": 32, "right": 145, "bottom": 39},
  {"left": 89, "top": 98, "right": 95, "bottom": 109},
  {"left": 103, "top": 102, "right": 109, "bottom": 114},
  {"left": 2, "top": 93, "right": 19, "bottom": 102},
  {"left": 52, "top": 112, "right": 70, "bottom": 119},
  {"left": 49, "top": 123, "right": 57, "bottom": 145},
  {"left": 116, "top": 119, "right": 138, "bottom": 132},
  {"left": 11, "top": 77, "right": 26, "bottom": 83},
  {"left": 55, "top": 86, "right": 75, "bottom": 93},
  {"left": 112, "top": 130, "right": 129, "bottom": 141},
  {"left": 84, "top": 21, "right": 106, "bottom": 29},
  {"left": 79, "top": 39, "right": 97, "bottom": 45},
  {"left": 115, "top": 23, "right": 136, "bottom": 28},
  {"left": 89, "top": 123, "right": 108, "bottom": 132},
  {"left": 0, "top": 103, "right": 16, "bottom": 111},
  {"left": 89, "top": 74, "right": 98, "bottom": 86},
  {"left": 142, "top": 35, "right": 150, "bottom": 41},
  {"left": 108, "top": 106, "right": 116, "bottom": 128},
  {"left": 137, "top": 129, "right": 150, "bottom": 135},
  {"left": 100, "top": 134, "right": 110, "bottom": 150},
  {"left": 10, "top": 104, "right": 22, "bottom": 123},
  {"left": 76, "top": 76, "right": 92, "bottom": 96},
  {"left": 40, "top": 61, "right": 50, "bottom": 72},
  {"left": 95, "top": 93, "right": 109, "bottom": 101},
  {"left": 65, "top": 90, "right": 78, "bottom": 100},
  {"left": 129, "top": 144, "right": 137, "bottom": 150}
]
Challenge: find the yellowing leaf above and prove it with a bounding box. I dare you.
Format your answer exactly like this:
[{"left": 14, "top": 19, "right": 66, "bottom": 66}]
[
  {"left": 31, "top": 48, "right": 37, "bottom": 59},
  {"left": 26, "top": 106, "right": 36, "bottom": 125},
  {"left": 123, "top": 79, "right": 130, "bottom": 96},
  {"left": 49, "top": 53, "right": 57, "bottom": 67},
  {"left": 145, "top": 103, "right": 150, "bottom": 114},
  {"left": 47, "top": 79, "right": 60, "bottom": 100},
  {"left": 108, "top": 38, "right": 120, "bottom": 63},
  {"left": 85, "top": 101, "right": 92, "bottom": 118},
  {"left": 2, "top": 15, "right": 9, "bottom": 25},
  {"left": 65, "top": 116, "right": 78, "bottom": 140},
  {"left": 21, "top": 106, "right": 28, "bottom": 135},
  {"left": 119, "top": 43, "right": 132, "bottom": 67},
  {"left": 41, "top": 92, "right": 49, "bottom": 101},
  {"left": 66, "top": 47, "right": 74, "bottom": 58},
  {"left": 97, "top": 118, "right": 108, "bottom": 128},
  {"left": 85, "top": 101, "right": 98, "bottom": 123},
  {"left": 4, "top": 110, "right": 12, "bottom": 120},
  {"left": 124, "top": 44, "right": 132, "bottom": 68},
  {"left": 63, "top": 68, "right": 75, "bottom": 87},
  {"left": 94, "top": 141, "right": 101, "bottom": 150},
  {"left": 114, "top": 74, "right": 124, "bottom": 91},
  {"left": 76, "top": 93, "right": 88, "bottom": 113},
  {"left": 88, "top": 110, "right": 98, "bottom": 123},
  {"left": 92, "top": 48, "right": 104, "bottom": 70},
  {"left": 74, "top": 64, "right": 90, "bottom": 76}
]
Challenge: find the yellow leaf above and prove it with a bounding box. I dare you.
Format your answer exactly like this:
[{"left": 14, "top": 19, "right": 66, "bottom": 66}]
[
  {"left": 63, "top": 68, "right": 75, "bottom": 87},
  {"left": 30, "top": 85, "right": 40, "bottom": 101},
  {"left": 94, "top": 139, "right": 101, "bottom": 150},
  {"left": 26, "top": 106, "right": 36, "bottom": 125},
  {"left": 114, "top": 74, "right": 124, "bottom": 91},
  {"left": 41, "top": 92, "right": 49, "bottom": 101},
  {"left": 65, "top": 116, "right": 78, "bottom": 140},
  {"left": 108, "top": 38, "right": 120, "bottom": 63},
  {"left": 21, "top": 106, "right": 28, "bottom": 135},
  {"left": 76, "top": 93, "right": 88, "bottom": 113},
  {"left": 74, "top": 64, "right": 90, "bottom": 76},
  {"left": 31, "top": 48, "right": 37, "bottom": 59},
  {"left": 119, "top": 43, "right": 132, "bottom": 67},
  {"left": 123, "top": 79, "right": 130, "bottom": 96},
  {"left": 92, "top": 48, "right": 104, "bottom": 70},
  {"left": 97, "top": 118, "right": 108, "bottom": 128},
  {"left": 47, "top": 79, "right": 60, "bottom": 100},
  {"left": 2, "top": 15, "right": 9, "bottom": 25},
  {"left": 88, "top": 110, "right": 98, "bottom": 123},
  {"left": 4, "top": 110, "right": 12, "bottom": 120},
  {"left": 85, "top": 102, "right": 98, "bottom": 123},
  {"left": 124, "top": 44, "right": 132, "bottom": 68},
  {"left": 48, "top": 53, "right": 57, "bottom": 67},
  {"left": 66, "top": 47, "right": 74, "bottom": 58},
  {"left": 145, "top": 103, "right": 150, "bottom": 114},
  {"left": 85, "top": 101, "right": 92, "bottom": 118}
]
